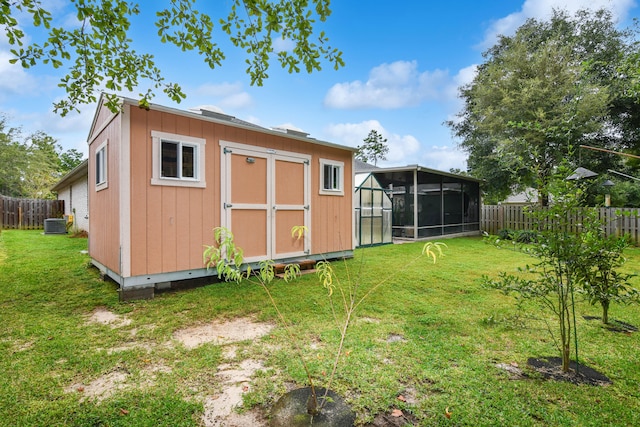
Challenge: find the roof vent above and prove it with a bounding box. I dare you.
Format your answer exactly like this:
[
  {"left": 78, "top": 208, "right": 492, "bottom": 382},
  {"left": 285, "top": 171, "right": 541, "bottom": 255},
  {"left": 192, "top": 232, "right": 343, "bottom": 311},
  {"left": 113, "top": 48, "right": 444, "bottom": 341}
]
[
  {"left": 200, "top": 109, "right": 236, "bottom": 122},
  {"left": 272, "top": 127, "right": 309, "bottom": 138}
]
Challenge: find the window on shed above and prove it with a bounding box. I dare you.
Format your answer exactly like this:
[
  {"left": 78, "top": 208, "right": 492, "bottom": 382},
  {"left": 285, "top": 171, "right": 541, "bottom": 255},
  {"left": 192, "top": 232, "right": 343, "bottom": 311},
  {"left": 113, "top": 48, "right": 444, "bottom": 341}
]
[
  {"left": 319, "top": 158, "right": 344, "bottom": 195},
  {"left": 161, "top": 140, "right": 197, "bottom": 179},
  {"left": 95, "top": 140, "right": 108, "bottom": 190},
  {"left": 151, "top": 131, "right": 206, "bottom": 188}
]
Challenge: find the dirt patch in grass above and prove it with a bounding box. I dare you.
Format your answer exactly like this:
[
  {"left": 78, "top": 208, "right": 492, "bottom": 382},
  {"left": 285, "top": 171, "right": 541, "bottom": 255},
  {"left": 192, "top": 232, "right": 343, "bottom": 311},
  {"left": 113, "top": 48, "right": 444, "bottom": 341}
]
[
  {"left": 386, "top": 333, "right": 406, "bottom": 343},
  {"left": 495, "top": 362, "right": 527, "bottom": 379},
  {"left": 86, "top": 307, "right": 131, "bottom": 328},
  {"left": 66, "top": 368, "right": 130, "bottom": 402},
  {"left": 69, "top": 315, "right": 276, "bottom": 425},
  {"left": 202, "top": 359, "right": 268, "bottom": 427},
  {"left": 190, "top": 319, "right": 275, "bottom": 425},
  {"left": 173, "top": 317, "right": 274, "bottom": 349},
  {"left": 65, "top": 363, "right": 173, "bottom": 402},
  {"left": 11, "top": 339, "right": 35, "bottom": 353}
]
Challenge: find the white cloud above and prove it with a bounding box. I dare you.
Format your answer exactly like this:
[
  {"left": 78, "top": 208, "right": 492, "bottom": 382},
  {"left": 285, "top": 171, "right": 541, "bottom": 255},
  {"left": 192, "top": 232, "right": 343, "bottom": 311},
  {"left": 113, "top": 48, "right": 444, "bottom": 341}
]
[
  {"left": 481, "top": 0, "right": 637, "bottom": 49},
  {"left": 324, "top": 61, "right": 450, "bottom": 109},
  {"left": 324, "top": 120, "right": 420, "bottom": 166},
  {"left": 219, "top": 92, "right": 253, "bottom": 109},
  {"left": 420, "top": 145, "right": 468, "bottom": 172},
  {"left": 9, "top": 99, "right": 96, "bottom": 157},
  {"left": 0, "top": 51, "right": 38, "bottom": 98},
  {"left": 194, "top": 82, "right": 253, "bottom": 109}
]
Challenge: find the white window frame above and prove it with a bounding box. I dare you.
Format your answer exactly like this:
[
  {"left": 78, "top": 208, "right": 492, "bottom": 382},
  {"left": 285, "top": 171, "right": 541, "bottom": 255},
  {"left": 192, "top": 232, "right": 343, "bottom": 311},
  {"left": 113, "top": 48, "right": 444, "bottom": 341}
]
[
  {"left": 151, "top": 130, "right": 206, "bottom": 188},
  {"left": 319, "top": 158, "right": 344, "bottom": 196},
  {"left": 95, "top": 139, "right": 108, "bottom": 191}
]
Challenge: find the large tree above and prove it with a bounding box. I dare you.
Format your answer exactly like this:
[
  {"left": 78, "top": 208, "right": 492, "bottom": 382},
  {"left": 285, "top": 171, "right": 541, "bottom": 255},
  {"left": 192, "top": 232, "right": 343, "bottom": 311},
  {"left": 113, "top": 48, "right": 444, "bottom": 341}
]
[
  {"left": 0, "top": 117, "right": 28, "bottom": 198},
  {"left": 448, "top": 9, "right": 634, "bottom": 204},
  {"left": 0, "top": 115, "right": 83, "bottom": 199},
  {"left": 1, "top": 0, "right": 343, "bottom": 116}
]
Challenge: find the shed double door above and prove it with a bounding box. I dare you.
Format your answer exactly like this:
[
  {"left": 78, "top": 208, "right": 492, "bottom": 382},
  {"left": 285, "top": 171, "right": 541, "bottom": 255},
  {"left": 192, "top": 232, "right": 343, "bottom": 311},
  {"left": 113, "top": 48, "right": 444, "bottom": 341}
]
[{"left": 221, "top": 142, "right": 310, "bottom": 263}]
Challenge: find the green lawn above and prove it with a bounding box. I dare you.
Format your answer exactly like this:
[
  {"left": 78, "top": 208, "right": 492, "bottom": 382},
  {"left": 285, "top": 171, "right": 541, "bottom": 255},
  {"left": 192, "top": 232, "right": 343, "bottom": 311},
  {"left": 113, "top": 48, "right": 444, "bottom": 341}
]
[{"left": 1, "top": 230, "right": 639, "bottom": 426}]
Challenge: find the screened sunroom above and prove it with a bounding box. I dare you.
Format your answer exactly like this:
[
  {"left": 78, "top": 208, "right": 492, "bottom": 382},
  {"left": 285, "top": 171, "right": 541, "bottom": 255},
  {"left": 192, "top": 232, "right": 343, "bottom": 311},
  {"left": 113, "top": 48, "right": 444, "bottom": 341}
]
[
  {"left": 355, "top": 173, "right": 393, "bottom": 247},
  {"left": 356, "top": 165, "right": 481, "bottom": 241}
]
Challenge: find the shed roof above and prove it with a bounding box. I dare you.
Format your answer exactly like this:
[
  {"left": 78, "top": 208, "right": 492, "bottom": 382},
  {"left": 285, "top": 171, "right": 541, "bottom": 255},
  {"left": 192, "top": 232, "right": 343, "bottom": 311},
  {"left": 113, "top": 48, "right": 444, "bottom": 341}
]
[{"left": 88, "top": 93, "right": 357, "bottom": 154}]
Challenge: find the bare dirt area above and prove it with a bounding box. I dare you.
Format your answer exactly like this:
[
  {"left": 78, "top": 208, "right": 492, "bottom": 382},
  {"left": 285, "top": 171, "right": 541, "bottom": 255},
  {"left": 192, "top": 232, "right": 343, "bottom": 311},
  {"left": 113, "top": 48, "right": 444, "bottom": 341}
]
[
  {"left": 71, "top": 311, "right": 276, "bottom": 425},
  {"left": 202, "top": 359, "right": 269, "bottom": 427},
  {"left": 173, "top": 317, "right": 275, "bottom": 349},
  {"left": 174, "top": 318, "right": 275, "bottom": 426},
  {"left": 65, "top": 368, "right": 130, "bottom": 403},
  {"left": 86, "top": 307, "right": 132, "bottom": 328}
]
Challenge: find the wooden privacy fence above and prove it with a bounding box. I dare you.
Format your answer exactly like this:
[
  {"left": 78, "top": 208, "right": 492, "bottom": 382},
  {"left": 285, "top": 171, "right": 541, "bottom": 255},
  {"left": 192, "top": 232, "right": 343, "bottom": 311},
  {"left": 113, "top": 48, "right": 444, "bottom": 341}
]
[
  {"left": 0, "top": 195, "right": 64, "bottom": 229},
  {"left": 482, "top": 205, "right": 640, "bottom": 244}
]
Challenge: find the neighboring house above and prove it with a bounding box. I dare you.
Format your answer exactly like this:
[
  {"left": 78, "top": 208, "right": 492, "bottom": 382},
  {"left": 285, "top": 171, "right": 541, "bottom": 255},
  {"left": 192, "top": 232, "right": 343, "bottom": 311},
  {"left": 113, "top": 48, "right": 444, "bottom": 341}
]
[
  {"left": 87, "top": 94, "right": 355, "bottom": 300},
  {"left": 355, "top": 163, "right": 482, "bottom": 240},
  {"left": 51, "top": 159, "right": 89, "bottom": 232},
  {"left": 501, "top": 188, "right": 541, "bottom": 205}
]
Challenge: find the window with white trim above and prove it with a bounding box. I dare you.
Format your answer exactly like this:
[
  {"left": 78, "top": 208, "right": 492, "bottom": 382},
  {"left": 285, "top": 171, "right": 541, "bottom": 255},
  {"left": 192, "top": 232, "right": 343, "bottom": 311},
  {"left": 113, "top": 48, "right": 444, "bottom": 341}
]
[
  {"left": 151, "top": 131, "right": 206, "bottom": 188},
  {"left": 319, "top": 158, "right": 344, "bottom": 195},
  {"left": 95, "top": 140, "right": 108, "bottom": 191}
]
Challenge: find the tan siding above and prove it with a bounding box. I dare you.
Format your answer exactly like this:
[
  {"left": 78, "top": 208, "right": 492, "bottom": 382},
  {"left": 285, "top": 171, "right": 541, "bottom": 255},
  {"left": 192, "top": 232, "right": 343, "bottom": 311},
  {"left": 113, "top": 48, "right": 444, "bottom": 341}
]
[
  {"left": 88, "top": 105, "right": 121, "bottom": 273},
  {"left": 309, "top": 145, "right": 353, "bottom": 254},
  {"left": 144, "top": 111, "right": 164, "bottom": 274},
  {"left": 161, "top": 186, "right": 178, "bottom": 273},
  {"left": 129, "top": 107, "right": 148, "bottom": 276},
  {"left": 122, "top": 106, "right": 352, "bottom": 279},
  {"left": 202, "top": 121, "right": 218, "bottom": 254}
]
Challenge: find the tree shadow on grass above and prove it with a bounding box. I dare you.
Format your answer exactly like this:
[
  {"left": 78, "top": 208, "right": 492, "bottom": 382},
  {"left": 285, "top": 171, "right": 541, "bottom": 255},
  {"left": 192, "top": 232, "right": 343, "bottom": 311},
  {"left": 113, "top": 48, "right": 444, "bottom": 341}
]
[{"left": 582, "top": 315, "right": 638, "bottom": 333}]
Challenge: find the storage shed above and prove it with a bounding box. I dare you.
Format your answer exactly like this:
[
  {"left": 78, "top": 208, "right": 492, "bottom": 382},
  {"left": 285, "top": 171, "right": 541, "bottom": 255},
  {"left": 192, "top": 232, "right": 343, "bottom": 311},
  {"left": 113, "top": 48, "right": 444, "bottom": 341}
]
[
  {"left": 88, "top": 94, "right": 355, "bottom": 300},
  {"left": 356, "top": 165, "right": 481, "bottom": 240}
]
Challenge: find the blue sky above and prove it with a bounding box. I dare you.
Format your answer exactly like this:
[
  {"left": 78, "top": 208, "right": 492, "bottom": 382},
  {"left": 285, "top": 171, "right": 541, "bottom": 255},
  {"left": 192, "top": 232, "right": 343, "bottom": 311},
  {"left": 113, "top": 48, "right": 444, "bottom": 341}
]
[{"left": 1, "top": 0, "right": 638, "bottom": 172}]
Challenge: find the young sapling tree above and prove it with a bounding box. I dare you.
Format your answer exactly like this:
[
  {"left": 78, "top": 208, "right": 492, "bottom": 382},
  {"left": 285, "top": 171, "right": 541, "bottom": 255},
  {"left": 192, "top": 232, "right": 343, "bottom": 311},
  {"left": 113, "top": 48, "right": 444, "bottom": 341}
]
[
  {"left": 483, "top": 177, "right": 585, "bottom": 373},
  {"left": 203, "top": 226, "right": 445, "bottom": 418},
  {"left": 576, "top": 219, "right": 639, "bottom": 325}
]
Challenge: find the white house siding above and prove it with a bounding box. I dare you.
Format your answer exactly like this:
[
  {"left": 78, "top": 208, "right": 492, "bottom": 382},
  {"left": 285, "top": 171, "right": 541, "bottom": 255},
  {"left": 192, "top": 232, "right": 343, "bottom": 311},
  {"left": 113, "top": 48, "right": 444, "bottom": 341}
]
[
  {"left": 71, "top": 176, "right": 89, "bottom": 231},
  {"left": 57, "top": 176, "right": 89, "bottom": 232},
  {"left": 53, "top": 160, "right": 90, "bottom": 233}
]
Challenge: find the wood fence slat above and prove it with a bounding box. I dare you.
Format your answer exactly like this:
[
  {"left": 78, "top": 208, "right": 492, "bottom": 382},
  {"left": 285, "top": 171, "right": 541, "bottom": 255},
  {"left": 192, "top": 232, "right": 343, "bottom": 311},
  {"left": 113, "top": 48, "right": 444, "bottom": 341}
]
[
  {"left": 0, "top": 195, "right": 64, "bottom": 230},
  {"left": 481, "top": 205, "right": 640, "bottom": 245}
]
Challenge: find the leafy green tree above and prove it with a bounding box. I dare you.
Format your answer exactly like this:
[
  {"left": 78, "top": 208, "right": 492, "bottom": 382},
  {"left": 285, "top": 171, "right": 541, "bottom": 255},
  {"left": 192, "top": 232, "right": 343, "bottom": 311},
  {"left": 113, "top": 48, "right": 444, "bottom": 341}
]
[
  {"left": 484, "top": 174, "right": 586, "bottom": 373},
  {"left": 0, "top": 115, "right": 84, "bottom": 198},
  {"left": 577, "top": 231, "right": 639, "bottom": 325},
  {"left": 356, "top": 130, "right": 389, "bottom": 166},
  {"left": 0, "top": 116, "right": 28, "bottom": 197},
  {"left": 2, "top": 0, "right": 344, "bottom": 115},
  {"left": 59, "top": 149, "right": 84, "bottom": 174},
  {"left": 448, "top": 9, "right": 633, "bottom": 205}
]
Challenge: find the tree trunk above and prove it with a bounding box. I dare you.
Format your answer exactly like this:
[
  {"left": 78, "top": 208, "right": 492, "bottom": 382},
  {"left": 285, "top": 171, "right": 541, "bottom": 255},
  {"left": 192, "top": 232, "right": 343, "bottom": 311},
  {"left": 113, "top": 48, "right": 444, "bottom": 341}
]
[
  {"left": 601, "top": 300, "right": 610, "bottom": 325},
  {"left": 562, "top": 343, "right": 571, "bottom": 373}
]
